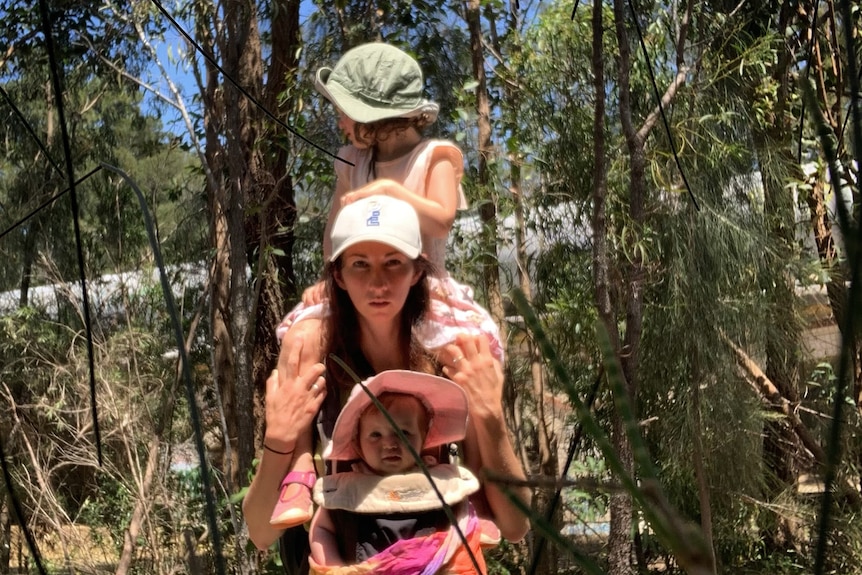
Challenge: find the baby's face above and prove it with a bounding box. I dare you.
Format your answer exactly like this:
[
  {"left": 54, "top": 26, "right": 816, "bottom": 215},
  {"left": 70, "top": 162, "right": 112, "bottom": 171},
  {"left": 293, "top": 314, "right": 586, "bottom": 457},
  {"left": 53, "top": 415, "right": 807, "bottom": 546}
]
[{"left": 358, "top": 395, "right": 427, "bottom": 475}]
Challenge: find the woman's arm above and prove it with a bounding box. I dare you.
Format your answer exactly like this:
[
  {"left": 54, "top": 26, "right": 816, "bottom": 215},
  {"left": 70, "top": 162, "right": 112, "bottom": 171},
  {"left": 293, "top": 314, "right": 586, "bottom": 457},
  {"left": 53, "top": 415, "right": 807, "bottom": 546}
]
[
  {"left": 242, "top": 338, "right": 327, "bottom": 549},
  {"left": 442, "top": 335, "right": 532, "bottom": 542}
]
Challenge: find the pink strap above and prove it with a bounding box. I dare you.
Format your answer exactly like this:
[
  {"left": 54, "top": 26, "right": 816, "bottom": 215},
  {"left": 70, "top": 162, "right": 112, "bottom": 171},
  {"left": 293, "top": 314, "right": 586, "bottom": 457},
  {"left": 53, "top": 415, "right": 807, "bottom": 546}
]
[{"left": 280, "top": 471, "right": 317, "bottom": 490}]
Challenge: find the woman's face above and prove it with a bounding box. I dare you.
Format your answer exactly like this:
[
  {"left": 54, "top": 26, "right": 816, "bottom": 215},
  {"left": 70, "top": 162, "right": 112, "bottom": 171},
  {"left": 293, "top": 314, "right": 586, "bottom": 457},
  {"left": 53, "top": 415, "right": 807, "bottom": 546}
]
[
  {"left": 358, "top": 395, "right": 427, "bottom": 475},
  {"left": 335, "top": 241, "right": 423, "bottom": 325}
]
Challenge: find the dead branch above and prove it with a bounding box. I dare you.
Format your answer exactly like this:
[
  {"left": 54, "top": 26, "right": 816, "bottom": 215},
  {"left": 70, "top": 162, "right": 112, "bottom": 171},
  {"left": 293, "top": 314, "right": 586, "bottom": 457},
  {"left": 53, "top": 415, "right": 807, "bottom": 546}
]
[{"left": 723, "top": 334, "right": 862, "bottom": 509}]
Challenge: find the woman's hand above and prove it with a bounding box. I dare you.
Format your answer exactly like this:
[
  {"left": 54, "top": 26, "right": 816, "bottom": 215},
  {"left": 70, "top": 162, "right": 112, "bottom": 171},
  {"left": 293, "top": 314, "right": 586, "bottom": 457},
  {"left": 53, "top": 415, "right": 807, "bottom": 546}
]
[
  {"left": 265, "top": 335, "right": 327, "bottom": 453},
  {"left": 244, "top": 334, "right": 327, "bottom": 550},
  {"left": 439, "top": 333, "right": 532, "bottom": 542},
  {"left": 440, "top": 334, "right": 504, "bottom": 420}
]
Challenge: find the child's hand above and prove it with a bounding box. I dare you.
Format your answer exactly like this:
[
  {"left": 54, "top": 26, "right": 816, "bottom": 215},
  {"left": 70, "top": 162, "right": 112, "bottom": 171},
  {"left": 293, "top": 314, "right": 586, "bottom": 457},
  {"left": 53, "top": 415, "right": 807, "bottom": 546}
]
[
  {"left": 302, "top": 281, "right": 327, "bottom": 306},
  {"left": 340, "top": 179, "right": 403, "bottom": 206}
]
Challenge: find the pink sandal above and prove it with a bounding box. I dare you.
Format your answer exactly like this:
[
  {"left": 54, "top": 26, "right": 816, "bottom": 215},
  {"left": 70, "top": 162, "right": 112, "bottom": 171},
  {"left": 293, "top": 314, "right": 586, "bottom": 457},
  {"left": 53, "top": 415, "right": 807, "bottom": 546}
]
[{"left": 269, "top": 471, "right": 317, "bottom": 528}]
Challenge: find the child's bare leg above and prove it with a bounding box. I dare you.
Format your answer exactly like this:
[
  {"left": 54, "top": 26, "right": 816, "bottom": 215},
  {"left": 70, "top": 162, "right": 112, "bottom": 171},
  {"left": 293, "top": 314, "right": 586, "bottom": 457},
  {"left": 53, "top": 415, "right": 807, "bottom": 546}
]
[{"left": 270, "top": 319, "right": 323, "bottom": 528}]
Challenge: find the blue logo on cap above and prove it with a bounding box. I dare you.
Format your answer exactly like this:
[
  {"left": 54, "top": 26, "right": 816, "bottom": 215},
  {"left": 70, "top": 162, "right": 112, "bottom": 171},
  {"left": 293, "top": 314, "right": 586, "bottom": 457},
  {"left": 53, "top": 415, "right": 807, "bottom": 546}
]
[{"left": 366, "top": 208, "right": 381, "bottom": 227}]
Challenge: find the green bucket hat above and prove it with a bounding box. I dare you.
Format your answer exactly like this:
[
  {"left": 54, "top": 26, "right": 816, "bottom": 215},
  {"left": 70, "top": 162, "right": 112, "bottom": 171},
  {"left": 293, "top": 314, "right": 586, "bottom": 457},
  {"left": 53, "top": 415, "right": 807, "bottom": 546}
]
[{"left": 315, "top": 43, "right": 439, "bottom": 125}]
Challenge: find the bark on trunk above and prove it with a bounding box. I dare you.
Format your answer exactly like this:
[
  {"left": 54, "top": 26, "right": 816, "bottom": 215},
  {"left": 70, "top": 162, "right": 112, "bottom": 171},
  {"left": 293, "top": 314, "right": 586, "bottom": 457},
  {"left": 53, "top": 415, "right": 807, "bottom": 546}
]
[
  {"left": 250, "top": 0, "right": 301, "bottom": 444},
  {"left": 464, "top": 0, "right": 508, "bottom": 342},
  {"left": 196, "top": 0, "right": 234, "bottom": 491},
  {"left": 223, "top": 0, "right": 263, "bottom": 490},
  {"left": 591, "top": 4, "right": 632, "bottom": 570},
  {"left": 605, "top": 0, "right": 692, "bottom": 568},
  {"left": 609, "top": 1, "right": 641, "bottom": 570}
]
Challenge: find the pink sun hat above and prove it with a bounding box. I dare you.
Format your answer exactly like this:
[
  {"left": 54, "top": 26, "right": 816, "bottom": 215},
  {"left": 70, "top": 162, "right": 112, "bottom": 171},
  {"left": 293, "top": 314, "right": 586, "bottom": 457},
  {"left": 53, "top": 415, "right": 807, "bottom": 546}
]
[{"left": 325, "top": 370, "right": 469, "bottom": 462}]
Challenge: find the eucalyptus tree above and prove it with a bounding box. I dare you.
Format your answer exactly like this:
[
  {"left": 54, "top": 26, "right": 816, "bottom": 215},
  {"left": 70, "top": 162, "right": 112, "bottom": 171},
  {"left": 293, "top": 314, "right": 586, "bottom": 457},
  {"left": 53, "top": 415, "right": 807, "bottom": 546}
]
[
  {"left": 730, "top": 4, "right": 811, "bottom": 544},
  {"left": 495, "top": 3, "right": 606, "bottom": 572},
  {"left": 0, "top": 4, "right": 213, "bottom": 572},
  {"left": 683, "top": 2, "right": 862, "bottom": 566},
  {"left": 516, "top": 0, "right": 795, "bottom": 571},
  {"left": 487, "top": 4, "right": 569, "bottom": 572},
  {"left": 575, "top": 0, "right": 704, "bottom": 570},
  {"left": 0, "top": 0, "right": 152, "bottom": 296},
  {"left": 132, "top": 0, "right": 310, "bottom": 506}
]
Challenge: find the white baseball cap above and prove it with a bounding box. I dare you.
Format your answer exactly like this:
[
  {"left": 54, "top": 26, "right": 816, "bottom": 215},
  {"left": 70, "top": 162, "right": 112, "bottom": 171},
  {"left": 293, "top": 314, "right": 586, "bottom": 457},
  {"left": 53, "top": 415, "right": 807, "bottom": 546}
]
[
  {"left": 324, "top": 370, "right": 469, "bottom": 462},
  {"left": 329, "top": 195, "right": 422, "bottom": 262}
]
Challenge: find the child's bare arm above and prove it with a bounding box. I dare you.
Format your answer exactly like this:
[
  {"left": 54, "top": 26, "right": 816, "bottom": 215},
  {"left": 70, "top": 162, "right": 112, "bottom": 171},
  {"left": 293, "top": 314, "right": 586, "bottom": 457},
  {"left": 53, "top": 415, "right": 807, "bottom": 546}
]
[
  {"left": 341, "top": 157, "right": 458, "bottom": 238},
  {"left": 309, "top": 507, "right": 343, "bottom": 565},
  {"left": 324, "top": 175, "right": 351, "bottom": 260}
]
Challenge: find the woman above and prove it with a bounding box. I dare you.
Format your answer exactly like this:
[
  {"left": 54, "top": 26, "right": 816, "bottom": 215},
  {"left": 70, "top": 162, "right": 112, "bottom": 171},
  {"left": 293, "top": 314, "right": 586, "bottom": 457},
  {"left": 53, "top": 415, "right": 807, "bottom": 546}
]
[
  {"left": 270, "top": 43, "right": 503, "bottom": 532},
  {"left": 242, "top": 195, "right": 530, "bottom": 558}
]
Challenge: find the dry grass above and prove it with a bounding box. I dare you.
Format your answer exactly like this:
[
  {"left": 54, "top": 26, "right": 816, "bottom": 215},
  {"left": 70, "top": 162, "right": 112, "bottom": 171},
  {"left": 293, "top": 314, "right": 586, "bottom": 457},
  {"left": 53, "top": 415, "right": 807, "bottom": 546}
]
[{"left": 9, "top": 525, "right": 117, "bottom": 573}]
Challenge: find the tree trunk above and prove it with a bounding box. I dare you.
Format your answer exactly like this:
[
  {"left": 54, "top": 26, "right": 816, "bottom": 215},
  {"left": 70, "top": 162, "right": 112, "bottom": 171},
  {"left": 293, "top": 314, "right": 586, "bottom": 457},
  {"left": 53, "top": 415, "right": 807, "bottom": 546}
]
[
  {"left": 223, "top": 0, "right": 263, "bottom": 491},
  {"left": 0, "top": 493, "right": 10, "bottom": 573},
  {"left": 464, "top": 0, "right": 507, "bottom": 343},
  {"left": 18, "top": 212, "right": 38, "bottom": 308},
  {"left": 589, "top": 6, "right": 629, "bottom": 572},
  {"left": 511, "top": 73, "right": 556, "bottom": 575},
  {"left": 805, "top": 19, "right": 862, "bottom": 412},
  {"left": 690, "top": 362, "right": 716, "bottom": 569},
  {"left": 195, "top": 0, "right": 234, "bottom": 493},
  {"left": 249, "top": 0, "right": 301, "bottom": 445},
  {"left": 756, "top": 133, "right": 805, "bottom": 551},
  {"left": 608, "top": 1, "right": 642, "bottom": 570},
  {"left": 115, "top": 436, "right": 161, "bottom": 575},
  {"left": 112, "top": 297, "right": 210, "bottom": 574},
  {"left": 606, "top": 0, "right": 692, "bottom": 569},
  {"left": 591, "top": 4, "right": 633, "bottom": 571},
  {"left": 192, "top": 7, "right": 302, "bottom": 571},
  {"left": 480, "top": 0, "right": 555, "bottom": 569}
]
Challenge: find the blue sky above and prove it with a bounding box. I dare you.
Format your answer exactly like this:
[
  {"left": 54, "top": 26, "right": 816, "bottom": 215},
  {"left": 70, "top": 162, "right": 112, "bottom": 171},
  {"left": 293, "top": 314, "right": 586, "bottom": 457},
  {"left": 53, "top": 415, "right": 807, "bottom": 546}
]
[{"left": 143, "top": 2, "right": 322, "bottom": 138}]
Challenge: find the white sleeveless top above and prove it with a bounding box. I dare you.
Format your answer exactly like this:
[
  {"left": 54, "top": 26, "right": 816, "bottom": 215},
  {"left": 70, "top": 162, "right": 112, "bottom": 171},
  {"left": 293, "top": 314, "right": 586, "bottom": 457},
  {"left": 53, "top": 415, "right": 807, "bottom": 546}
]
[{"left": 334, "top": 139, "right": 468, "bottom": 269}]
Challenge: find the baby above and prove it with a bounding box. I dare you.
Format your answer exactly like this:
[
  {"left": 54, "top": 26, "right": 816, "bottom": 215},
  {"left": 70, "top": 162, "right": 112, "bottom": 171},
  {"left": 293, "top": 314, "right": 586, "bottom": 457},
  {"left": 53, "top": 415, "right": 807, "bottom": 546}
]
[{"left": 308, "top": 370, "right": 499, "bottom": 574}]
